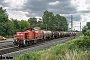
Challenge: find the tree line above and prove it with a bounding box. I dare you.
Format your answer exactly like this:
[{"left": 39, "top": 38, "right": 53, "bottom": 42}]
[
  {"left": 0, "top": 7, "right": 68, "bottom": 36},
  {"left": 82, "top": 22, "right": 90, "bottom": 34}
]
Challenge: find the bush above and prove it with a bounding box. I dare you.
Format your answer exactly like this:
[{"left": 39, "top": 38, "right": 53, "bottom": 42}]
[
  {"left": 74, "top": 36, "right": 90, "bottom": 50},
  {"left": 12, "top": 36, "right": 90, "bottom": 60},
  {"left": 84, "top": 30, "right": 90, "bottom": 37},
  {"left": 12, "top": 52, "right": 41, "bottom": 60},
  {"left": 5, "top": 35, "right": 14, "bottom": 38}
]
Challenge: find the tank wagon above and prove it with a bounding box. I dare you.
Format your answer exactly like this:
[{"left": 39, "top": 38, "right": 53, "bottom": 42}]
[{"left": 13, "top": 28, "right": 76, "bottom": 47}]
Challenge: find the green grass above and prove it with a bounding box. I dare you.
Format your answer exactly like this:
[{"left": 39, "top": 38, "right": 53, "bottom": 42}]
[
  {"left": 12, "top": 36, "right": 90, "bottom": 60},
  {"left": 5, "top": 35, "right": 14, "bottom": 38},
  {"left": 60, "top": 50, "right": 89, "bottom": 60}
]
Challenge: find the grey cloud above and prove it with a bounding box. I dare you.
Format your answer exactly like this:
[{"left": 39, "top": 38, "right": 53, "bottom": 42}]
[
  {"left": 85, "top": 0, "right": 90, "bottom": 4},
  {"left": 0, "top": 0, "right": 9, "bottom": 7},
  {"left": 0, "top": 0, "right": 81, "bottom": 22},
  {"left": 78, "top": 10, "right": 90, "bottom": 13},
  {"left": 73, "top": 14, "right": 81, "bottom": 21},
  {"left": 64, "top": 14, "right": 81, "bottom": 22},
  {"left": 23, "top": 0, "right": 48, "bottom": 12},
  {"left": 22, "top": 0, "right": 49, "bottom": 17},
  {"left": 48, "top": 1, "right": 77, "bottom": 14},
  {"left": 22, "top": 0, "right": 77, "bottom": 17}
]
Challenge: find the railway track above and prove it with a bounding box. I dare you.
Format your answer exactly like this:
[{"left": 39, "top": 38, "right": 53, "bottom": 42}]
[
  {"left": 0, "top": 42, "right": 16, "bottom": 51},
  {"left": 0, "top": 35, "right": 79, "bottom": 59},
  {"left": 0, "top": 38, "right": 13, "bottom": 43},
  {"left": 0, "top": 41, "right": 12, "bottom": 43}
]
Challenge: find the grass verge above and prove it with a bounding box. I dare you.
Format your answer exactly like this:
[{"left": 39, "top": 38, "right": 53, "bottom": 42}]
[{"left": 12, "top": 36, "right": 90, "bottom": 60}]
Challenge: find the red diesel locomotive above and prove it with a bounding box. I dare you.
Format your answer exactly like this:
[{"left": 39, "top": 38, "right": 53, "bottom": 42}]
[
  {"left": 13, "top": 28, "right": 45, "bottom": 46},
  {"left": 13, "top": 28, "right": 76, "bottom": 47}
]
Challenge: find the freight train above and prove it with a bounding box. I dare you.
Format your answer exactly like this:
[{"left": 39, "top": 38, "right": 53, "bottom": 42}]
[{"left": 13, "top": 28, "right": 76, "bottom": 47}]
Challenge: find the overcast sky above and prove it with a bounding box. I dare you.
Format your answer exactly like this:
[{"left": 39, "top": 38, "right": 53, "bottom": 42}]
[{"left": 0, "top": 0, "right": 90, "bottom": 31}]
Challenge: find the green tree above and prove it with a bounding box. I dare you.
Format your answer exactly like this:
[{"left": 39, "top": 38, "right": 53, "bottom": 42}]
[
  {"left": 0, "top": 7, "right": 8, "bottom": 22},
  {"left": 37, "top": 21, "right": 42, "bottom": 27},
  {"left": 60, "top": 16, "right": 68, "bottom": 31},
  {"left": 86, "top": 22, "right": 90, "bottom": 29},
  {"left": 18, "top": 20, "right": 30, "bottom": 31},
  {"left": 0, "top": 7, "right": 9, "bottom": 35},
  {"left": 54, "top": 14, "right": 68, "bottom": 31},
  {"left": 12, "top": 19, "right": 20, "bottom": 33},
  {"left": 42, "top": 10, "right": 68, "bottom": 31},
  {"left": 84, "top": 30, "right": 90, "bottom": 37},
  {"left": 0, "top": 23, "right": 6, "bottom": 35},
  {"left": 42, "top": 10, "right": 54, "bottom": 30},
  {"left": 82, "top": 26, "right": 88, "bottom": 34},
  {"left": 40, "top": 22, "right": 46, "bottom": 29},
  {"left": 28, "top": 18, "right": 37, "bottom": 28},
  {"left": 5, "top": 20, "right": 14, "bottom": 35},
  {"left": 82, "top": 22, "right": 90, "bottom": 34}
]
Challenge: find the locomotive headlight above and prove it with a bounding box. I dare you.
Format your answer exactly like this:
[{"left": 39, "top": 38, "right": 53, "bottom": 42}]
[
  {"left": 17, "top": 34, "right": 19, "bottom": 35},
  {"left": 21, "top": 34, "right": 23, "bottom": 35},
  {"left": 16, "top": 40, "right": 17, "bottom": 41}
]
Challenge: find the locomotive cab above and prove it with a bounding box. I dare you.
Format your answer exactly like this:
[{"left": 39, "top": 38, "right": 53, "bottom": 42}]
[
  {"left": 13, "top": 28, "right": 35, "bottom": 46},
  {"left": 13, "top": 32, "right": 26, "bottom": 46}
]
